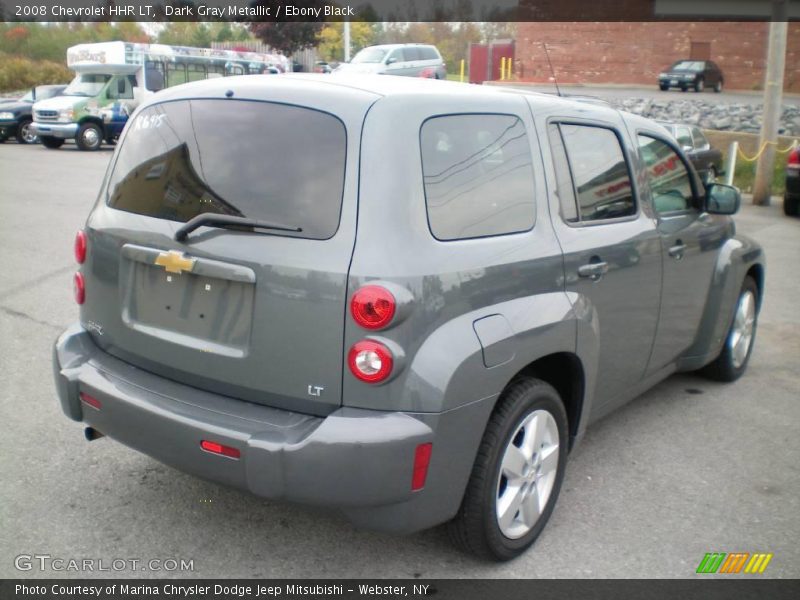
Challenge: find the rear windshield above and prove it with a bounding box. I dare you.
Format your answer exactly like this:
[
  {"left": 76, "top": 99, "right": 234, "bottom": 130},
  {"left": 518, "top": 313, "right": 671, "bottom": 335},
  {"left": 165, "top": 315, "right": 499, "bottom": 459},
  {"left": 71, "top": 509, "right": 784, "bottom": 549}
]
[{"left": 106, "top": 99, "right": 347, "bottom": 240}]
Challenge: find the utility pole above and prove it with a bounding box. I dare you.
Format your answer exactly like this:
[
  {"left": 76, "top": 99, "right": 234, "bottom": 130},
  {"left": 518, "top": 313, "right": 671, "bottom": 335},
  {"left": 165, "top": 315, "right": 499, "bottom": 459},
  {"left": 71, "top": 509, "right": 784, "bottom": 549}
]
[
  {"left": 753, "top": 0, "right": 788, "bottom": 205},
  {"left": 344, "top": 20, "right": 351, "bottom": 62}
]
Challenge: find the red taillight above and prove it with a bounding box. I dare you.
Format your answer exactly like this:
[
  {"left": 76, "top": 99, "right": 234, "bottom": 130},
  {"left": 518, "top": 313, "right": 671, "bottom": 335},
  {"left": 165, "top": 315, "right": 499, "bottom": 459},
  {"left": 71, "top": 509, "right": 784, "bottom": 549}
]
[
  {"left": 348, "top": 339, "right": 393, "bottom": 383},
  {"left": 74, "top": 230, "right": 87, "bottom": 264},
  {"left": 200, "top": 440, "right": 241, "bottom": 459},
  {"left": 411, "top": 442, "right": 433, "bottom": 491},
  {"left": 350, "top": 285, "right": 396, "bottom": 330},
  {"left": 788, "top": 148, "right": 800, "bottom": 166},
  {"left": 79, "top": 392, "right": 101, "bottom": 410},
  {"left": 73, "top": 272, "right": 85, "bottom": 305}
]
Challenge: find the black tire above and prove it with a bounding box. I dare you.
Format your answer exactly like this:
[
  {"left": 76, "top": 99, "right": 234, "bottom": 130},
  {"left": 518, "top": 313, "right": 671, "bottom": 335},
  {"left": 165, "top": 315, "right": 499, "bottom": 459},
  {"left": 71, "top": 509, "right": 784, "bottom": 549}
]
[
  {"left": 0, "top": 135, "right": 7, "bottom": 143},
  {"left": 40, "top": 136, "right": 64, "bottom": 149},
  {"left": 448, "top": 378, "right": 569, "bottom": 561},
  {"left": 15, "top": 118, "right": 37, "bottom": 144},
  {"left": 76, "top": 122, "right": 103, "bottom": 151},
  {"left": 659, "top": 83, "right": 669, "bottom": 91},
  {"left": 695, "top": 78, "right": 705, "bottom": 93},
  {"left": 714, "top": 80, "right": 723, "bottom": 93},
  {"left": 680, "top": 86, "right": 688, "bottom": 92},
  {"left": 702, "top": 277, "right": 759, "bottom": 382},
  {"left": 784, "top": 195, "right": 799, "bottom": 216}
]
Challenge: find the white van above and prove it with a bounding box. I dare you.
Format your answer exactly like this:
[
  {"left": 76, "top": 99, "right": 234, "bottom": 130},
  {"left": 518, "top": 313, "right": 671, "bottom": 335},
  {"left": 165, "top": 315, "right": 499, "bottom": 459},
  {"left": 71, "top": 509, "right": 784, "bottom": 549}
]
[{"left": 333, "top": 44, "right": 447, "bottom": 79}]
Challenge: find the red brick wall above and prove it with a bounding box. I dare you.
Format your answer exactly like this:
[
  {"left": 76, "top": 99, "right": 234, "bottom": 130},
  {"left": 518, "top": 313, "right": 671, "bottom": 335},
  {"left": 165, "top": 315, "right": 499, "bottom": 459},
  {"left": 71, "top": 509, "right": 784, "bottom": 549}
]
[{"left": 515, "top": 22, "right": 800, "bottom": 92}]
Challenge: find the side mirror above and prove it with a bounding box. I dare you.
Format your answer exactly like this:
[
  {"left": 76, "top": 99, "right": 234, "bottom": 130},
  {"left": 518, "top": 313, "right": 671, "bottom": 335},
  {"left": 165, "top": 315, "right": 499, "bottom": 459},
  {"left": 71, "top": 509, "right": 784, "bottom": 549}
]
[
  {"left": 704, "top": 183, "right": 740, "bottom": 215},
  {"left": 386, "top": 57, "right": 397, "bottom": 65},
  {"left": 682, "top": 145, "right": 693, "bottom": 153}
]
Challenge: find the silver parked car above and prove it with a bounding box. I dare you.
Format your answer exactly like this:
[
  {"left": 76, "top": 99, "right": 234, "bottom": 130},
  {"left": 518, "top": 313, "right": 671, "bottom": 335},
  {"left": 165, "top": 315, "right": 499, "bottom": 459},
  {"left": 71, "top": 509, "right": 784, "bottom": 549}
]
[
  {"left": 333, "top": 44, "right": 447, "bottom": 78},
  {"left": 54, "top": 75, "right": 763, "bottom": 560}
]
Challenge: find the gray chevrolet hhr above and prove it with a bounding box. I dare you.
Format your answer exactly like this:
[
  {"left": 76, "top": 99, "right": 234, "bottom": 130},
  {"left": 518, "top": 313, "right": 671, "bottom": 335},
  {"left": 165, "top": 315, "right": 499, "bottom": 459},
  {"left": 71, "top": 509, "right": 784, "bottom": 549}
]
[{"left": 54, "top": 75, "right": 764, "bottom": 560}]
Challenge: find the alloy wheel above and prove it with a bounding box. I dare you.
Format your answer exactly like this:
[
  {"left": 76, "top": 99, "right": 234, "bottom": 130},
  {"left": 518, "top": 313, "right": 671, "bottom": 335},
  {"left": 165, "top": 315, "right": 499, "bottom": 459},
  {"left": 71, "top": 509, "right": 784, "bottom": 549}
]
[
  {"left": 20, "top": 122, "right": 37, "bottom": 144},
  {"left": 495, "top": 409, "right": 560, "bottom": 539},
  {"left": 730, "top": 290, "right": 756, "bottom": 369}
]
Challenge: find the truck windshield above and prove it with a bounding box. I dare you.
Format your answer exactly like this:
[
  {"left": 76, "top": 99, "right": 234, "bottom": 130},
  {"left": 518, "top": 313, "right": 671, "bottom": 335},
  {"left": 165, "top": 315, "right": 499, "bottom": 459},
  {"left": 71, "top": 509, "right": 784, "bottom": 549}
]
[
  {"left": 63, "top": 73, "right": 111, "bottom": 97},
  {"left": 351, "top": 48, "right": 388, "bottom": 64}
]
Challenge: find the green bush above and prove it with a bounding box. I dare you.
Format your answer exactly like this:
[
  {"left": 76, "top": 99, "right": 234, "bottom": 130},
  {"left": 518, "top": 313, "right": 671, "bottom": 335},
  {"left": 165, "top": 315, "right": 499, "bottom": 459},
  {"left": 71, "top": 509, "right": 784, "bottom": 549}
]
[{"left": 0, "top": 53, "right": 73, "bottom": 92}]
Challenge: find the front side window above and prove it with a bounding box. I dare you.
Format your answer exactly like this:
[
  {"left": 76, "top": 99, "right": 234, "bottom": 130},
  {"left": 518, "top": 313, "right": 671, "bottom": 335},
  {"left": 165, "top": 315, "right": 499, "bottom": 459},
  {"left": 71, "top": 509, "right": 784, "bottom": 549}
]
[
  {"left": 387, "top": 50, "right": 403, "bottom": 63},
  {"left": 558, "top": 123, "right": 636, "bottom": 222},
  {"left": 421, "top": 114, "right": 536, "bottom": 240},
  {"left": 351, "top": 48, "right": 388, "bottom": 64},
  {"left": 107, "top": 100, "right": 347, "bottom": 240},
  {"left": 108, "top": 76, "right": 134, "bottom": 100},
  {"left": 637, "top": 135, "right": 695, "bottom": 214}
]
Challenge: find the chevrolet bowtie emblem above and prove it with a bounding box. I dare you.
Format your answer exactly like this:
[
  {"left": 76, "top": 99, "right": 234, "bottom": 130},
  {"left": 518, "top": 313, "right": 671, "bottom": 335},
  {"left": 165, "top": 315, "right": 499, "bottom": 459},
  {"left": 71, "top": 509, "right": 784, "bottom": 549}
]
[{"left": 154, "top": 250, "right": 196, "bottom": 274}]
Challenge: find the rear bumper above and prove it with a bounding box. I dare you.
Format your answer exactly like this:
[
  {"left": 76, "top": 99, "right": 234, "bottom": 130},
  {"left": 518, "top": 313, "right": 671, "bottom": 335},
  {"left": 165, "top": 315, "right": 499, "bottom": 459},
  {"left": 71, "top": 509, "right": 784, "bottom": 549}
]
[
  {"left": 53, "top": 324, "right": 490, "bottom": 533},
  {"left": 31, "top": 122, "right": 77, "bottom": 139}
]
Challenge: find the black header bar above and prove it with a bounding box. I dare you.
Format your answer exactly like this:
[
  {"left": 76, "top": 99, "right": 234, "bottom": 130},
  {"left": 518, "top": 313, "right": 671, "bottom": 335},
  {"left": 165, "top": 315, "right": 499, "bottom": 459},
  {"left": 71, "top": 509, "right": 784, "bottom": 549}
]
[{"left": 2, "top": 0, "right": 799, "bottom": 23}]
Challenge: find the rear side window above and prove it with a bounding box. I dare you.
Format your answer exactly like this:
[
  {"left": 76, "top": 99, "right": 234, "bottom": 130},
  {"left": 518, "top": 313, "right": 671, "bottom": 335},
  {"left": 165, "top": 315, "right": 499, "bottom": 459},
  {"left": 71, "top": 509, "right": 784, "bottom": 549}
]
[
  {"left": 107, "top": 100, "right": 346, "bottom": 240},
  {"left": 420, "top": 114, "right": 536, "bottom": 241},
  {"left": 420, "top": 47, "right": 439, "bottom": 60},
  {"left": 403, "top": 47, "right": 422, "bottom": 61},
  {"left": 557, "top": 123, "right": 636, "bottom": 222}
]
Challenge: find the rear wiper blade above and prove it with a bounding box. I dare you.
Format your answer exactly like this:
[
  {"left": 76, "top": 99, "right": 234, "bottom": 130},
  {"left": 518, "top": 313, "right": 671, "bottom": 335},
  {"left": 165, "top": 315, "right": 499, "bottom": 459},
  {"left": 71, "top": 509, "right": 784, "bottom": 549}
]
[{"left": 174, "top": 213, "right": 302, "bottom": 242}]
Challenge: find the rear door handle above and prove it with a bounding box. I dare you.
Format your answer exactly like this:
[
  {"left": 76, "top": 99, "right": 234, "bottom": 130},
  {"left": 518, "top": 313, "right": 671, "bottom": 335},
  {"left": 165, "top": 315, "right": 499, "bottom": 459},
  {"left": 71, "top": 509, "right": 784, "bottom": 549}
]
[
  {"left": 578, "top": 261, "right": 609, "bottom": 280},
  {"left": 668, "top": 241, "right": 687, "bottom": 259}
]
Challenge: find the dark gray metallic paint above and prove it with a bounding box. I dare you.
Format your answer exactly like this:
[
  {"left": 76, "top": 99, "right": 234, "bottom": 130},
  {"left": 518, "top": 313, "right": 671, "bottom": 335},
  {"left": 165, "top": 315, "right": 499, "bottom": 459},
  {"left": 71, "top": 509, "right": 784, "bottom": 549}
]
[{"left": 53, "top": 75, "right": 764, "bottom": 534}]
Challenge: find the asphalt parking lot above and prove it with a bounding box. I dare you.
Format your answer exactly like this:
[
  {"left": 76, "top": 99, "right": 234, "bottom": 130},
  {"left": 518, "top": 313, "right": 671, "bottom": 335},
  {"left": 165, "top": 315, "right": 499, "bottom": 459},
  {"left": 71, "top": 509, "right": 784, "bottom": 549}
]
[{"left": 1, "top": 141, "right": 798, "bottom": 579}]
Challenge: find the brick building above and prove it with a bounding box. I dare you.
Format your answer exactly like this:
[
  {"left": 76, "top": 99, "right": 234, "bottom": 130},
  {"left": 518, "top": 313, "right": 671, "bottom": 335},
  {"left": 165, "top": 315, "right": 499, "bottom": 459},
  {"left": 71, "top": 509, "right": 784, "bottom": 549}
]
[{"left": 515, "top": 22, "right": 800, "bottom": 92}]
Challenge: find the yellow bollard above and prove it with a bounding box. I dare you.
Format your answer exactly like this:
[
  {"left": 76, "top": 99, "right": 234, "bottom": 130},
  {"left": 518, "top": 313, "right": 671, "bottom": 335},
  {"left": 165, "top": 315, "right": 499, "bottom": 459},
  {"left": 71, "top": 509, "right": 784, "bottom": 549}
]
[
  {"left": 500, "top": 57, "right": 506, "bottom": 81},
  {"left": 460, "top": 59, "right": 465, "bottom": 83}
]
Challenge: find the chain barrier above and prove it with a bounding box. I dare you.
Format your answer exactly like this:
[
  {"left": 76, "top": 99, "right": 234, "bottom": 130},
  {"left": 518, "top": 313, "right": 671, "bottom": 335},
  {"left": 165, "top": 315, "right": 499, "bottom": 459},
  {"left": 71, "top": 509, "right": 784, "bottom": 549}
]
[{"left": 736, "top": 138, "right": 799, "bottom": 162}]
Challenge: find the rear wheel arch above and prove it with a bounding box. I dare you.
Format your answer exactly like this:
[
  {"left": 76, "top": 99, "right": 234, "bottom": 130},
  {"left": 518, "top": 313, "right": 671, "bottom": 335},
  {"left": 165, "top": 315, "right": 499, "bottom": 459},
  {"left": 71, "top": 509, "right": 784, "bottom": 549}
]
[
  {"left": 502, "top": 352, "right": 585, "bottom": 450},
  {"left": 448, "top": 372, "right": 573, "bottom": 559},
  {"left": 746, "top": 263, "right": 764, "bottom": 311}
]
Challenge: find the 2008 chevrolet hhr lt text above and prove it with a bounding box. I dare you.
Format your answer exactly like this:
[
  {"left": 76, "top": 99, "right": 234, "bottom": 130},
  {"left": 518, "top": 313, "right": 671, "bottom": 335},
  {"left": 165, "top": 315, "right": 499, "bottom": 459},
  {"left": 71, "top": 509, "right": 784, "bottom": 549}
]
[{"left": 53, "top": 75, "right": 764, "bottom": 560}]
